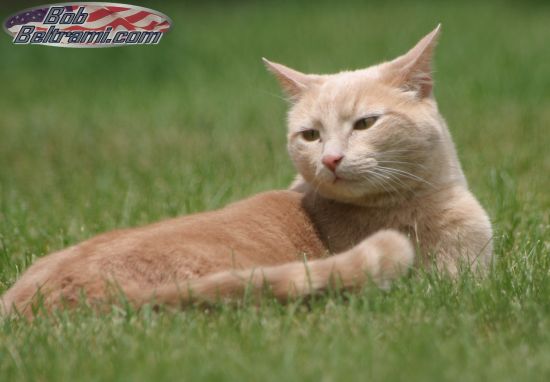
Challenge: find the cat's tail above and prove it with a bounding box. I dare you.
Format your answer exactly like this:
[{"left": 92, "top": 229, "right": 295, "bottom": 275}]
[{"left": 129, "top": 230, "right": 415, "bottom": 309}]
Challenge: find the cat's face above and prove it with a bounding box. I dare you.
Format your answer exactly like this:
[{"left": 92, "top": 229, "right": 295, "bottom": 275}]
[
  {"left": 286, "top": 73, "right": 442, "bottom": 202},
  {"left": 265, "top": 26, "right": 451, "bottom": 203}
]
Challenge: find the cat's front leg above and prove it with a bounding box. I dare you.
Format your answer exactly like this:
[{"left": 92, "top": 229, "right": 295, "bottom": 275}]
[
  {"left": 342, "top": 229, "right": 415, "bottom": 290},
  {"left": 148, "top": 229, "right": 415, "bottom": 308},
  {"left": 420, "top": 188, "right": 493, "bottom": 275}
]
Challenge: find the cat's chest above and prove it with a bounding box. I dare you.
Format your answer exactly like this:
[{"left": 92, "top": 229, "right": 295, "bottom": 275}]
[{"left": 310, "top": 200, "right": 433, "bottom": 254}]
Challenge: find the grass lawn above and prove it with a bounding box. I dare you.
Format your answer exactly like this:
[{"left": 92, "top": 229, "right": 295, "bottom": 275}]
[{"left": 1, "top": 0, "right": 549, "bottom": 380}]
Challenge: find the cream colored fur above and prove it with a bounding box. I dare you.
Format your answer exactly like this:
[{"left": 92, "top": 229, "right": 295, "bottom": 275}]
[{"left": 1, "top": 25, "right": 491, "bottom": 317}]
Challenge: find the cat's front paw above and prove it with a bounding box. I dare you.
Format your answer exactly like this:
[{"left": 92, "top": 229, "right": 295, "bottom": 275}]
[{"left": 358, "top": 229, "right": 415, "bottom": 289}]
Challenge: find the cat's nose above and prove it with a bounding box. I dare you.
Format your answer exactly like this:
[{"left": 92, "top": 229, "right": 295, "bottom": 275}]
[{"left": 322, "top": 154, "right": 344, "bottom": 172}]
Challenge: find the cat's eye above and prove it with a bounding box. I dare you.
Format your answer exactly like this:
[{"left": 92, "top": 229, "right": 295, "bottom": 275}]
[
  {"left": 353, "top": 116, "right": 379, "bottom": 130},
  {"left": 301, "top": 129, "right": 320, "bottom": 142}
]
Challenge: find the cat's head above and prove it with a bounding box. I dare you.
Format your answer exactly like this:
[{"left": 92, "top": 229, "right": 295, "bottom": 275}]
[{"left": 265, "top": 25, "right": 462, "bottom": 204}]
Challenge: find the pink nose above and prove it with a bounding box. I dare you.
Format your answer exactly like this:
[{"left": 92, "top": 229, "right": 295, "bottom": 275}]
[{"left": 322, "top": 154, "right": 344, "bottom": 172}]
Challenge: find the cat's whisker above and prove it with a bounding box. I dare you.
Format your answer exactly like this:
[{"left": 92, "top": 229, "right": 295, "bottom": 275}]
[
  {"left": 382, "top": 156, "right": 463, "bottom": 171},
  {"left": 364, "top": 169, "right": 404, "bottom": 197},
  {"left": 371, "top": 168, "right": 415, "bottom": 194},
  {"left": 364, "top": 174, "right": 392, "bottom": 196},
  {"left": 376, "top": 165, "right": 436, "bottom": 188},
  {"left": 376, "top": 160, "right": 429, "bottom": 170},
  {"left": 373, "top": 150, "right": 434, "bottom": 159},
  {"left": 377, "top": 169, "right": 431, "bottom": 190},
  {"left": 368, "top": 174, "right": 395, "bottom": 196},
  {"left": 372, "top": 149, "right": 417, "bottom": 156},
  {"left": 359, "top": 171, "right": 387, "bottom": 193}
]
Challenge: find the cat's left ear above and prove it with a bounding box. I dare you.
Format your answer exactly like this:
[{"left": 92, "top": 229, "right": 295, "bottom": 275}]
[
  {"left": 383, "top": 24, "right": 441, "bottom": 98},
  {"left": 263, "top": 58, "right": 318, "bottom": 101}
]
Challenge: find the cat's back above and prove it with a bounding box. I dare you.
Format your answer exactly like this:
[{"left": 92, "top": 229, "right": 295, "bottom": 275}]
[
  {"left": 45, "top": 190, "right": 323, "bottom": 269},
  {"left": 106, "top": 190, "right": 318, "bottom": 252}
]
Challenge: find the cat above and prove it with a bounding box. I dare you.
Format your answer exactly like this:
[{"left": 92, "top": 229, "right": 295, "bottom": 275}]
[{"left": 1, "top": 25, "right": 492, "bottom": 317}]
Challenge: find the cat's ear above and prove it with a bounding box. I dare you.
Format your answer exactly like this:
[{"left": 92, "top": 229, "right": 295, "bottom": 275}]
[
  {"left": 383, "top": 24, "right": 441, "bottom": 98},
  {"left": 263, "top": 58, "right": 317, "bottom": 100}
]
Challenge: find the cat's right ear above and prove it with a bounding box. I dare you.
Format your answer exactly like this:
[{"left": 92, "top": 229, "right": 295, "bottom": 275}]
[
  {"left": 382, "top": 24, "right": 441, "bottom": 98},
  {"left": 262, "top": 58, "right": 316, "bottom": 101}
]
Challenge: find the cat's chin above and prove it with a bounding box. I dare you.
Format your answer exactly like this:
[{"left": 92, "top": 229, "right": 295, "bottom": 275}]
[
  {"left": 305, "top": 177, "right": 401, "bottom": 206},
  {"left": 299, "top": 173, "right": 388, "bottom": 205},
  {"left": 313, "top": 180, "right": 371, "bottom": 203}
]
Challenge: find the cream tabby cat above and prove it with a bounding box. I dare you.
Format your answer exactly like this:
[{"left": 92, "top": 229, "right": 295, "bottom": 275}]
[{"left": 1, "top": 26, "right": 492, "bottom": 317}]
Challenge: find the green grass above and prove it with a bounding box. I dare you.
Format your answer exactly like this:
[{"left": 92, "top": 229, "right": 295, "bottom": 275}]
[{"left": 1, "top": 0, "right": 549, "bottom": 380}]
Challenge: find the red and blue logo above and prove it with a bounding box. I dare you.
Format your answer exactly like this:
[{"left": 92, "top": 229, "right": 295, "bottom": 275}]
[{"left": 3, "top": 2, "right": 171, "bottom": 47}]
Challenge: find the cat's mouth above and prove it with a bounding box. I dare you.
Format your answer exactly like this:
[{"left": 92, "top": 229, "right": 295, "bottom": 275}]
[
  {"left": 316, "top": 169, "right": 360, "bottom": 188},
  {"left": 331, "top": 173, "right": 356, "bottom": 184}
]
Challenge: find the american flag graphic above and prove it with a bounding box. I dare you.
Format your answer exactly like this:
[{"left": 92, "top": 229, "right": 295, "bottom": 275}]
[{"left": 4, "top": 3, "right": 171, "bottom": 45}]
